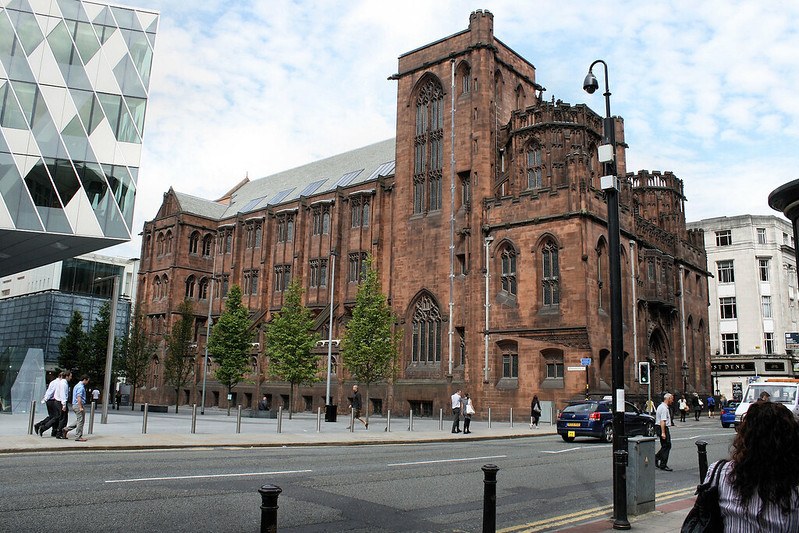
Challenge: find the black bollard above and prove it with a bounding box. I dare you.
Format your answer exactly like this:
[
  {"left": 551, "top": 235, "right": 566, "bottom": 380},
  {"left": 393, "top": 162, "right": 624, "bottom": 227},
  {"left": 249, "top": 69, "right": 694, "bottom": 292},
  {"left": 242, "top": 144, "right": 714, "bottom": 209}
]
[
  {"left": 695, "top": 440, "right": 708, "bottom": 482},
  {"left": 482, "top": 464, "right": 499, "bottom": 533},
  {"left": 259, "top": 484, "right": 282, "bottom": 533}
]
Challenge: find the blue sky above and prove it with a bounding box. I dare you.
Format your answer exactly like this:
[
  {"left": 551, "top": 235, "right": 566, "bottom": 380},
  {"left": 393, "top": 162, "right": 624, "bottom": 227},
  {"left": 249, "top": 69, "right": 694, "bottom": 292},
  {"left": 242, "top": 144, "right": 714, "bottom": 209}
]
[{"left": 112, "top": 0, "right": 799, "bottom": 257}]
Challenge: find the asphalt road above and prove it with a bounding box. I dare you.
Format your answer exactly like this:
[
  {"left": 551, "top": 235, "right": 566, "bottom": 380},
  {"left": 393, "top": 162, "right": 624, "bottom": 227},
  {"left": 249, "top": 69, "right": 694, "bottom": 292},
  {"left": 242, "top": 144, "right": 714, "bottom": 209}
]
[{"left": 0, "top": 418, "right": 732, "bottom": 532}]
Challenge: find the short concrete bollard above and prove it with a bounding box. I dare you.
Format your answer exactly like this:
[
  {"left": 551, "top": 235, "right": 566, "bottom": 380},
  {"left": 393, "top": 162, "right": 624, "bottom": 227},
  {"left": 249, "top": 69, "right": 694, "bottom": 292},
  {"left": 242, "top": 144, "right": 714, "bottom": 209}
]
[
  {"left": 482, "top": 464, "right": 499, "bottom": 533},
  {"left": 439, "top": 408, "right": 444, "bottom": 431},
  {"left": 277, "top": 407, "right": 283, "bottom": 433},
  {"left": 488, "top": 407, "right": 492, "bottom": 429},
  {"left": 259, "top": 484, "right": 282, "bottom": 533},
  {"left": 236, "top": 405, "right": 242, "bottom": 434},
  {"left": 695, "top": 440, "right": 709, "bottom": 482},
  {"left": 28, "top": 401, "right": 36, "bottom": 435},
  {"left": 387, "top": 409, "right": 391, "bottom": 432},
  {"left": 317, "top": 406, "right": 322, "bottom": 432},
  {"left": 142, "top": 403, "right": 149, "bottom": 434},
  {"left": 88, "top": 401, "right": 96, "bottom": 435},
  {"left": 350, "top": 407, "right": 355, "bottom": 432},
  {"left": 509, "top": 408, "right": 513, "bottom": 428},
  {"left": 409, "top": 409, "right": 414, "bottom": 431},
  {"left": 191, "top": 404, "right": 197, "bottom": 434}
]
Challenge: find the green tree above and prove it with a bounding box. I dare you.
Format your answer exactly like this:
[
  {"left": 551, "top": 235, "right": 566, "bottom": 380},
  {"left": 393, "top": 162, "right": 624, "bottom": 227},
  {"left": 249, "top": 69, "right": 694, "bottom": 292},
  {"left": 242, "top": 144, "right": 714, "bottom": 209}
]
[
  {"left": 340, "top": 255, "right": 400, "bottom": 424},
  {"left": 163, "top": 300, "right": 196, "bottom": 414},
  {"left": 266, "top": 280, "right": 320, "bottom": 419},
  {"left": 81, "top": 302, "right": 111, "bottom": 387},
  {"left": 58, "top": 311, "right": 85, "bottom": 372},
  {"left": 208, "top": 285, "right": 253, "bottom": 415},
  {"left": 117, "top": 305, "right": 156, "bottom": 410}
]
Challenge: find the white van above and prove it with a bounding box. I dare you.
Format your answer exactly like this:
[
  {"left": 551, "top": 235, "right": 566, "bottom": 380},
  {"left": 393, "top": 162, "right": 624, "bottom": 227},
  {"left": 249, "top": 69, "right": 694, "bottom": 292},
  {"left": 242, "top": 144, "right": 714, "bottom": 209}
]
[{"left": 733, "top": 378, "right": 799, "bottom": 429}]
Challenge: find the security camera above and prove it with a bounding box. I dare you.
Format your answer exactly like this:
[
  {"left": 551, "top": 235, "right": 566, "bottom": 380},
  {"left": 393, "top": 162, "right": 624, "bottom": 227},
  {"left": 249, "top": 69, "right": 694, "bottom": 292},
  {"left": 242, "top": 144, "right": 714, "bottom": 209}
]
[{"left": 583, "top": 72, "right": 599, "bottom": 94}]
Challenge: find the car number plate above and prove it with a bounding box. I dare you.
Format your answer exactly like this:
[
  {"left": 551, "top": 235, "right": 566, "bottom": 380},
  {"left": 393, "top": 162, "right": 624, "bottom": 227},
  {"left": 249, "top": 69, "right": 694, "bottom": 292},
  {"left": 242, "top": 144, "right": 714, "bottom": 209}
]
[
  {"left": 567, "top": 422, "right": 581, "bottom": 427},
  {"left": 567, "top": 430, "right": 575, "bottom": 437}
]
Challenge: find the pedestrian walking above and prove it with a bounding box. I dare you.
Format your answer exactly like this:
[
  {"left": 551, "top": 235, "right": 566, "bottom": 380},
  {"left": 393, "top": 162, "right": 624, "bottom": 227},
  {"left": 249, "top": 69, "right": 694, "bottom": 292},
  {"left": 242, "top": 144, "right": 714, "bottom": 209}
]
[
  {"left": 463, "top": 393, "right": 474, "bottom": 434},
  {"left": 450, "top": 389, "right": 463, "bottom": 433},
  {"left": 63, "top": 375, "right": 89, "bottom": 441},
  {"left": 530, "top": 395, "right": 542, "bottom": 429},
  {"left": 655, "top": 393, "right": 674, "bottom": 471},
  {"left": 346, "top": 385, "right": 367, "bottom": 429},
  {"left": 706, "top": 394, "right": 716, "bottom": 417},
  {"left": 91, "top": 387, "right": 100, "bottom": 405},
  {"left": 678, "top": 395, "right": 688, "bottom": 422},
  {"left": 688, "top": 401, "right": 799, "bottom": 531},
  {"left": 692, "top": 392, "right": 702, "bottom": 421},
  {"left": 115, "top": 390, "right": 121, "bottom": 410},
  {"left": 34, "top": 374, "right": 59, "bottom": 436}
]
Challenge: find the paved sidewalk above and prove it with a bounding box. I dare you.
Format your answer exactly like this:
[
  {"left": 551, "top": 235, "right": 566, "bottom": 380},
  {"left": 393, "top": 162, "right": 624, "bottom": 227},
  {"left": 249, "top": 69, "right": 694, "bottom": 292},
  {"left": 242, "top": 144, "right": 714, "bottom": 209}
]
[{"left": 1, "top": 406, "right": 696, "bottom": 531}]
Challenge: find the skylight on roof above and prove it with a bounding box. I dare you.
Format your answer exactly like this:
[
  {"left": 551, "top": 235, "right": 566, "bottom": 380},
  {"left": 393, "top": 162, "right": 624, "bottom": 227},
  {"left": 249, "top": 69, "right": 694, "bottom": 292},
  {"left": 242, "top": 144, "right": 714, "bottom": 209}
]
[
  {"left": 300, "top": 179, "right": 327, "bottom": 197},
  {"left": 267, "top": 188, "right": 295, "bottom": 206},
  {"left": 365, "top": 161, "right": 396, "bottom": 182},
  {"left": 239, "top": 196, "right": 266, "bottom": 213},
  {"left": 334, "top": 169, "right": 363, "bottom": 188}
]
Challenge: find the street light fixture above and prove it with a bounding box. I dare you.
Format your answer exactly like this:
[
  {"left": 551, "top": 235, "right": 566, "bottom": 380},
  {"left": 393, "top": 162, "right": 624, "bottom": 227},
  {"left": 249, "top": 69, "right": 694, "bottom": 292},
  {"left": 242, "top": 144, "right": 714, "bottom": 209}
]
[
  {"left": 583, "top": 59, "right": 628, "bottom": 530},
  {"left": 94, "top": 274, "right": 120, "bottom": 424}
]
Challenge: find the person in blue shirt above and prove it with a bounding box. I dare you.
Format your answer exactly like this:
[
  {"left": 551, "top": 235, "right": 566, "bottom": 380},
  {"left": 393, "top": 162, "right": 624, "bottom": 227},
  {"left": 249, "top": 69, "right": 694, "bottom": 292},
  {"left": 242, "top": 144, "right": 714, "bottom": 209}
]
[
  {"left": 63, "top": 375, "right": 89, "bottom": 441},
  {"left": 707, "top": 395, "right": 716, "bottom": 418}
]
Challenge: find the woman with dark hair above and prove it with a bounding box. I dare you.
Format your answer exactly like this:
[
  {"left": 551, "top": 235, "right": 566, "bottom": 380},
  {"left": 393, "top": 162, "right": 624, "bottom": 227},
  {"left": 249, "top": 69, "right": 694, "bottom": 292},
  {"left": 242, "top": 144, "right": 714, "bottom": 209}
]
[
  {"left": 708, "top": 400, "right": 799, "bottom": 530},
  {"left": 530, "top": 395, "right": 542, "bottom": 429}
]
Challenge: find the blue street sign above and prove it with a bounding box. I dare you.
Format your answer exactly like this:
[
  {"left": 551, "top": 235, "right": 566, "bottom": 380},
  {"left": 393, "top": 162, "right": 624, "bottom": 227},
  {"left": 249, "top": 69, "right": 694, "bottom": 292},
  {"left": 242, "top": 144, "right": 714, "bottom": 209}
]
[{"left": 580, "top": 358, "right": 592, "bottom": 366}]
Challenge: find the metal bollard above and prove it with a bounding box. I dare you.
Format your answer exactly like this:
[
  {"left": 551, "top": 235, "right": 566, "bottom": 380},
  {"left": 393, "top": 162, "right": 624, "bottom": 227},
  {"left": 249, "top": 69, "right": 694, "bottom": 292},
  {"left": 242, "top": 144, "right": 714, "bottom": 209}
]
[
  {"left": 142, "top": 403, "right": 149, "bottom": 434},
  {"left": 259, "top": 484, "right": 282, "bottom": 533},
  {"left": 439, "top": 408, "right": 444, "bottom": 431},
  {"left": 695, "top": 440, "right": 709, "bottom": 482},
  {"left": 387, "top": 409, "right": 391, "bottom": 432},
  {"left": 482, "top": 464, "right": 499, "bottom": 533},
  {"left": 488, "top": 407, "right": 492, "bottom": 429},
  {"left": 88, "top": 401, "right": 96, "bottom": 435},
  {"left": 509, "top": 408, "right": 513, "bottom": 428},
  {"left": 350, "top": 407, "right": 355, "bottom": 432},
  {"left": 236, "top": 405, "right": 242, "bottom": 434},
  {"left": 277, "top": 406, "right": 283, "bottom": 433},
  {"left": 409, "top": 409, "right": 414, "bottom": 431},
  {"left": 317, "top": 407, "right": 322, "bottom": 432},
  {"left": 28, "top": 401, "right": 36, "bottom": 435},
  {"left": 191, "top": 404, "right": 197, "bottom": 434}
]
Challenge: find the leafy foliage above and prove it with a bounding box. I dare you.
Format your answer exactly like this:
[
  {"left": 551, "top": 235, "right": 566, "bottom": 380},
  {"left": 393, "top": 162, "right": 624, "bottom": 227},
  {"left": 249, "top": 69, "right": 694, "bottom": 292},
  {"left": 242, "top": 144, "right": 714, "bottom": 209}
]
[
  {"left": 208, "top": 285, "right": 253, "bottom": 411},
  {"left": 81, "top": 302, "right": 112, "bottom": 387},
  {"left": 341, "top": 255, "right": 400, "bottom": 421},
  {"left": 266, "top": 280, "right": 320, "bottom": 417},
  {"left": 117, "top": 304, "right": 156, "bottom": 409},
  {"left": 163, "top": 300, "right": 196, "bottom": 413},
  {"left": 58, "top": 311, "right": 85, "bottom": 372}
]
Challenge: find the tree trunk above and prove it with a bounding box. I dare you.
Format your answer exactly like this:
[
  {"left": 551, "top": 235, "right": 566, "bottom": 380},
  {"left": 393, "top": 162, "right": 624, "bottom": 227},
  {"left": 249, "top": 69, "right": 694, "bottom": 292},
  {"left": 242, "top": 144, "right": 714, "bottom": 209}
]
[{"left": 175, "top": 388, "right": 179, "bottom": 414}]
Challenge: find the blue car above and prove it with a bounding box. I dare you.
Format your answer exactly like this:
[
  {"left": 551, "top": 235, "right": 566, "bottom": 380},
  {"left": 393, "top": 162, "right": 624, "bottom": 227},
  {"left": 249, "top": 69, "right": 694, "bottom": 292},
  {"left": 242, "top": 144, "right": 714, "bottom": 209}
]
[
  {"left": 720, "top": 401, "right": 739, "bottom": 428},
  {"left": 557, "top": 399, "right": 656, "bottom": 443}
]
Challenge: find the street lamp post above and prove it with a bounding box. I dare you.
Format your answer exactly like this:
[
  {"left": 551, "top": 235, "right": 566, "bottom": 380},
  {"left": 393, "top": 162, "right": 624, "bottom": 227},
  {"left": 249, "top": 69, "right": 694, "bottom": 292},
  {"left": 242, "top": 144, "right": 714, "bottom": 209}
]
[
  {"left": 583, "top": 59, "right": 628, "bottom": 530},
  {"left": 325, "top": 250, "right": 337, "bottom": 410},
  {"left": 95, "top": 275, "right": 120, "bottom": 424}
]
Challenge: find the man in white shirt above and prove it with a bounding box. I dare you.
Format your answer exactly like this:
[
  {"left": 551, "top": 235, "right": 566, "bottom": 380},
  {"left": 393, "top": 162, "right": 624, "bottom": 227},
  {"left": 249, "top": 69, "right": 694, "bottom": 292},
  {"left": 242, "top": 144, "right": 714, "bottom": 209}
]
[
  {"left": 450, "top": 389, "right": 463, "bottom": 433},
  {"left": 34, "top": 374, "right": 60, "bottom": 436},
  {"left": 655, "top": 393, "right": 674, "bottom": 471},
  {"left": 53, "top": 371, "right": 71, "bottom": 439}
]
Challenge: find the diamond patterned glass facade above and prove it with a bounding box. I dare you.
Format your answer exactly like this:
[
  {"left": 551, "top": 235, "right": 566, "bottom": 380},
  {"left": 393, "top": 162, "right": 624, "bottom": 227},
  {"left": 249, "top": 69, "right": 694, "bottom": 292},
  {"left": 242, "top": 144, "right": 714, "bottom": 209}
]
[{"left": 0, "top": 0, "right": 157, "bottom": 276}]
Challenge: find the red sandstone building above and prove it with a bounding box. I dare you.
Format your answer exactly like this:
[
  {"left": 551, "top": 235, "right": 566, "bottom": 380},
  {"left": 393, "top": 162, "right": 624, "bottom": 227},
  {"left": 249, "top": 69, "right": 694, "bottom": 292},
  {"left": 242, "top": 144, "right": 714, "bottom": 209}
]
[{"left": 137, "top": 11, "right": 710, "bottom": 417}]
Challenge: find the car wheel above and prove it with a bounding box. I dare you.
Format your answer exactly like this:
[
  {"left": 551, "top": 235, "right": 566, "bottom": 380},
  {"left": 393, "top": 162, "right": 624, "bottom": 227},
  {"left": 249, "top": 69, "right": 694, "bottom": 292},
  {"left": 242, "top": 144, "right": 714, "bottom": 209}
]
[
  {"left": 645, "top": 422, "right": 656, "bottom": 437},
  {"left": 561, "top": 434, "right": 575, "bottom": 442},
  {"left": 722, "top": 422, "right": 730, "bottom": 428},
  {"left": 602, "top": 424, "right": 613, "bottom": 443}
]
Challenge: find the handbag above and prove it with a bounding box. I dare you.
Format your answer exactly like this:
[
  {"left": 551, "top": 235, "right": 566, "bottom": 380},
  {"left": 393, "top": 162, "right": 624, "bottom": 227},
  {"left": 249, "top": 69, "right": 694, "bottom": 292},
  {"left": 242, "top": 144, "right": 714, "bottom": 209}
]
[
  {"left": 680, "top": 459, "right": 727, "bottom": 533},
  {"left": 466, "top": 402, "right": 475, "bottom": 415}
]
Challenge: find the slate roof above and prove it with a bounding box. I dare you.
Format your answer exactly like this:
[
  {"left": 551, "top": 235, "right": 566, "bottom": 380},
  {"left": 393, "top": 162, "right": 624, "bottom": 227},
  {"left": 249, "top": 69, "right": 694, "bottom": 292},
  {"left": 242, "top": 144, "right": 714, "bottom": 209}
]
[{"left": 173, "top": 138, "right": 396, "bottom": 221}]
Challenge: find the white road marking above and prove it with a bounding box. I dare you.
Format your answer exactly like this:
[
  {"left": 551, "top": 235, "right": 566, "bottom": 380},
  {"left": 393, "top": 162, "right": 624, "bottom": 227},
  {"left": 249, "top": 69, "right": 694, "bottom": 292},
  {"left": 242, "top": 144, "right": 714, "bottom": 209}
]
[
  {"left": 541, "top": 447, "right": 582, "bottom": 454},
  {"left": 387, "top": 455, "right": 506, "bottom": 467},
  {"left": 105, "top": 469, "right": 312, "bottom": 483}
]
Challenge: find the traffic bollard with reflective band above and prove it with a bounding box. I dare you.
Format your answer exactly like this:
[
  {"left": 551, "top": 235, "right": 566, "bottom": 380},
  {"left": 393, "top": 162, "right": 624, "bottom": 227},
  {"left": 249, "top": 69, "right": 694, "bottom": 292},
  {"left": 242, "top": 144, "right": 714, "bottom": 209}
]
[
  {"left": 259, "top": 484, "right": 282, "bottom": 533},
  {"left": 482, "top": 464, "right": 499, "bottom": 533}
]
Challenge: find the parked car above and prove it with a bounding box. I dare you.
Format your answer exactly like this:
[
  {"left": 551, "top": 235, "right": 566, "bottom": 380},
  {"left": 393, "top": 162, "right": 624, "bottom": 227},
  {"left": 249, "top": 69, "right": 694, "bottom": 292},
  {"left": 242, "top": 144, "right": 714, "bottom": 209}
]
[
  {"left": 557, "top": 399, "right": 656, "bottom": 443},
  {"left": 720, "top": 401, "right": 739, "bottom": 428}
]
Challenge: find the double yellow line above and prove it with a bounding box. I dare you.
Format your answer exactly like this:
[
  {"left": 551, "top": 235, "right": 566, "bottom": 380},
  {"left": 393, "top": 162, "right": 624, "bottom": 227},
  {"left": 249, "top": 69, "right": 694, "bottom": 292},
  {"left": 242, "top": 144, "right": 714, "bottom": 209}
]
[{"left": 498, "top": 487, "right": 696, "bottom": 532}]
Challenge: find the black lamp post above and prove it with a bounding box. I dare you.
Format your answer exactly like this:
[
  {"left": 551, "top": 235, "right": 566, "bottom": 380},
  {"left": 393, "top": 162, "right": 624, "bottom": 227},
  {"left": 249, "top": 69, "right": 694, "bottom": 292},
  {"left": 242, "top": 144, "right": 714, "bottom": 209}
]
[
  {"left": 659, "top": 360, "right": 668, "bottom": 395},
  {"left": 681, "top": 361, "right": 689, "bottom": 394},
  {"left": 583, "top": 59, "right": 629, "bottom": 530}
]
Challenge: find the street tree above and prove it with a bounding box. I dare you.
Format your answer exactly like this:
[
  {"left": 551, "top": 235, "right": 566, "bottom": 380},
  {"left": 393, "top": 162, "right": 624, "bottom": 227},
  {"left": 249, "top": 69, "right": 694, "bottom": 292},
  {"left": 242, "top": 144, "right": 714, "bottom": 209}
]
[
  {"left": 208, "top": 285, "right": 253, "bottom": 415},
  {"left": 117, "top": 305, "right": 156, "bottom": 409},
  {"left": 163, "top": 300, "right": 196, "bottom": 414},
  {"left": 266, "top": 279, "right": 319, "bottom": 419},
  {"left": 341, "top": 255, "right": 400, "bottom": 424},
  {"left": 58, "top": 311, "right": 85, "bottom": 373},
  {"left": 82, "top": 302, "right": 111, "bottom": 387}
]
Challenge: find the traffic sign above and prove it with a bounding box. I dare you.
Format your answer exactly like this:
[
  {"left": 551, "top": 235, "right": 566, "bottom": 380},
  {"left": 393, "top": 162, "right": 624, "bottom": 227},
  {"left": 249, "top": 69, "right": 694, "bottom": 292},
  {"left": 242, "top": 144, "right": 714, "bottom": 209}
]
[
  {"left": 580, "top": 358, "right": 592, "bottom": 366},
  {"left": 567, "top": 366, "right": 585, "bottom": 372}
]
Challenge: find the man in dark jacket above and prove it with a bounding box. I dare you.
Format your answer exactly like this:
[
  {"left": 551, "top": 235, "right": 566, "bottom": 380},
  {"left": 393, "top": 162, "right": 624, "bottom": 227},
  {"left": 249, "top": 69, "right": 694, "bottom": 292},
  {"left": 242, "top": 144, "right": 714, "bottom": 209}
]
[{"left": 347, "top": 385, "right": 367, "bottom": 430}]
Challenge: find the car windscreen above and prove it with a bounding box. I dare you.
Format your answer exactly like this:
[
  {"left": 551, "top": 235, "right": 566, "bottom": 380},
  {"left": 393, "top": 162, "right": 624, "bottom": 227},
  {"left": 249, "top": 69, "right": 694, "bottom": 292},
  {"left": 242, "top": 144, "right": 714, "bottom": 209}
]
[
  {"left": 743, "top": 385, "right": 797, "bottom": 404},
  {"left": 563, "top": 403, "right": 597, "bottom": 415}
]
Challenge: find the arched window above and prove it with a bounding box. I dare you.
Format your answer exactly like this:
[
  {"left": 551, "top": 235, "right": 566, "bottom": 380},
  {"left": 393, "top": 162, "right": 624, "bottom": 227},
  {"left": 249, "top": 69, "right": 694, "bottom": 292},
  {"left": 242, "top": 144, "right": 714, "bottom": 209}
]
[
  {"left": 165, "top": 230, "right": 173, "bottom": 254},
  {"left": 153, "top": 275, "right": 161, "bottom": 300},
  {"left": 189, "top": 231, "right": 199, "bottom": 254},
  {"left": 542, "top": 239, "right": 560, "bottom": 307},
  {"left": 527, "top": 145, "right": 543, "bottom": 189},
  {"left": 596, "top": 239, "right": 608, "bottom": 310},
  {"left": 499, "top": 341, "right": 519, "bottom": 379},
  {"left": 156, "top": 232, "right": 164, "bottom": 256},
  {"left": 322, "top": 211, "right": 330, "bottom": 234},
  {"left": 202, "top": 234, "right": 213, "bottom": 257},
  {"left": 500, "top": 245, "right": 517, "bottom": 296},
  {"left": 457, "top": 61, "right": 471, "bottom": 94},
  {"left": 161, "top": 275, "right": 169, "bottom": 300},
  {"left": 198, "top": 277, "right": 209, "bottom": 300},
  {"left": 542, "top": 348, "right": 564, "bottom": 383},
  {"left": 414, "top": 77, "right": 444, "bottom": 214},
  {"left": 225, "top": 231, "right": 232, "bottom": 253},
  {"left": 185, "top": 275, "right": 196, "bottom": 299},
  {"left": 411, "top": 295, "right": 442, "bottom": 363},
  {"left": 516, "top": 84, "right": 525, "bottom": 109}
]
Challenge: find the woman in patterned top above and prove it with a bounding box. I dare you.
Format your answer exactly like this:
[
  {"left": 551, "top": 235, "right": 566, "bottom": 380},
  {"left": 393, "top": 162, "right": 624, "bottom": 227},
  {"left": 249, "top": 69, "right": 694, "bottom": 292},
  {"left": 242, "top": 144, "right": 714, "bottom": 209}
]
[{"left": 708, "top": 400, "right": 799, "bottom": 531}]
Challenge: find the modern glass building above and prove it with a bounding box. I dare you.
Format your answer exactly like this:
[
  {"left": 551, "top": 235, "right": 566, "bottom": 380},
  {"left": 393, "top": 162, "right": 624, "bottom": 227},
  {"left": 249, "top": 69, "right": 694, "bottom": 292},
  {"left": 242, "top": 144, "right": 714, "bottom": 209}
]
[{"left": 0, "top": 0, "right": 158, "bottom": 277}]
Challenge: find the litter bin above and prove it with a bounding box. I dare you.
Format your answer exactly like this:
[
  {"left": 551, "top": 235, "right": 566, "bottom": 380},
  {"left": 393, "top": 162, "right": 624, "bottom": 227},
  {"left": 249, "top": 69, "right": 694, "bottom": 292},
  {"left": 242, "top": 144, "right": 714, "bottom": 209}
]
[{"left": 325, "top": 404, "right": 337, "bottom": 422}]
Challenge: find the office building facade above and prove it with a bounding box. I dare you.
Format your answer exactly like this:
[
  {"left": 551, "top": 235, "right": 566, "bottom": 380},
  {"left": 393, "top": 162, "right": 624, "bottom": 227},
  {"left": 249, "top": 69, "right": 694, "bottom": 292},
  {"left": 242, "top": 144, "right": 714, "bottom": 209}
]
[{"left": 0, "top": 0, "right": 158, "bottom": 277}]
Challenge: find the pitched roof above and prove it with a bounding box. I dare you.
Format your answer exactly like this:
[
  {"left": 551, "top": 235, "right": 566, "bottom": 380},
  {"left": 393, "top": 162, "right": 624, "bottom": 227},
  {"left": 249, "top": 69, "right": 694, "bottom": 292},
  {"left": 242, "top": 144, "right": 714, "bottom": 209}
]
[{"left": 174, "top": 191, "right": 228, "bottom": 219}]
